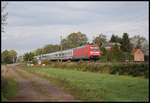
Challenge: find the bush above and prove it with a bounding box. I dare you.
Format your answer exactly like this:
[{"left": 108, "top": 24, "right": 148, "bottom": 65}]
[
  {"left": 110, "top": 63, "right": 149, "bottom": 78},
  {"left": 41, "top": 59, "right": 50, "bottom": 65},
  {"left": 32, "top": 59, "right": 38, "bottom": 64},
  {"left": 99, "top": 56, "right": 107, "bottom": 62}
]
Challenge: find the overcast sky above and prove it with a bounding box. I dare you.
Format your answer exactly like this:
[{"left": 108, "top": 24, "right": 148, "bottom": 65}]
[{"left": 2, "top": 1, "right": 149, "bottom": 56}]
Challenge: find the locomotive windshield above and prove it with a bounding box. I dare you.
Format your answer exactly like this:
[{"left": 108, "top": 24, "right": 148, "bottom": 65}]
[{"left": 90, "top": 47, "right": 99, "bottom": 50}]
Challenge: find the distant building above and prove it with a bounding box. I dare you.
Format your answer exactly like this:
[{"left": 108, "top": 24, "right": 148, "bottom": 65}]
[
  {"left": 102, "top": 42, "right": 121, "bottom": 50},
  {"left": 131, "top": 49, "right": 144, "bottom": 62}
]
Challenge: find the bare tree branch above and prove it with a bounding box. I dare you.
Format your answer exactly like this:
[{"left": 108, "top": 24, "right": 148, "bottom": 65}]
[{"left": 1, "top": 2, "right": 8, "bottom": 33}]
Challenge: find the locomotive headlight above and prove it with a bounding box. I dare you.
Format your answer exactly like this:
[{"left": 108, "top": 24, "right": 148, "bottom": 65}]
[
  {"left": 96, "top": 52, "right": 100, "bottom": 54},
  {"left": 90, "top": 52, "right": 94, "bottom": 54},
  {"left": 90, "top": 52, "right": 99, "bottom": 54}
]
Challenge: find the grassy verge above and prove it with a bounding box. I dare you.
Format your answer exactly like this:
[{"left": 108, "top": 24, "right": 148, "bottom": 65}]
[
  {"left": 22, "top": 66, "right": 149, "bottom": 102},
  {"left": 1, "top": 65, "right": 17, "bottom": 102}
]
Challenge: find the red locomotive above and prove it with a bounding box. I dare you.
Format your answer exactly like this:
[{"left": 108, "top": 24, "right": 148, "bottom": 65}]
[
  {"left": 34, "top": 45, "right": 100, "bottom": 61},
  {"left": 73, "top": 45, "right": 100, "bottom": 60}
]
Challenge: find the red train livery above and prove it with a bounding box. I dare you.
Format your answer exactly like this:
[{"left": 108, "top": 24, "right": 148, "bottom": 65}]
[
  {"left": 73, "top": 45, "right": 100, "bottom": 60},
  {"left": 34, "top": 45, "right": 100, "bottom": 61}
]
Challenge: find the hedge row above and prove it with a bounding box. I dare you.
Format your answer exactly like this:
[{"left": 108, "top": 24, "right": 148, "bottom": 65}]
[
  {"left": 110, "top": 63, "right": 149, "bottom": 78},
  {"left": 39, "top": 60, "right": 149, "bottom": 78}
]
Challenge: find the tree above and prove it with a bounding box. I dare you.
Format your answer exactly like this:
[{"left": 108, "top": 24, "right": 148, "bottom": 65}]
[
  {"left": 130, "top": 35, "right": 148, "bottom": 54},
  {"left": 110, "top": 34, "right": 122, "bottom": 43},
  {"left": 8, "top": 50, "right": 17, "bottom": 63},
  {"left": 111, "top": 44, "right": 125, "bottom": 61},
  {"left": 65, "top": 32, "right": 88, "bottom": 48},
  {"left": 42, "top": 44, "right": 60, "bottom": 54},
  {"left": 136, "top": 39, "right": 142, "bottom": 49},
  {"left": 2, "top": 2, "right": 8, "bottom": 33},
  {"left": 100, "top": 44, "right": 125, "bottom": 62},
  {"left": 2, "top": 49, "right": 17, "bottom": 64},
  {"left": 23, "top": 52, "right": 34, "bottom": 62},
  {"left": 32, "top": 44, "right": 60, "bottom": 56},
  {"left": 33, "top": 48, "right": 43, "bottom": 56},
  {"left": 2, "top": 50, "right": 11, "bottom": 64},
  {"left": 120, "top": 33, "right": 133, "bottom": 52},
  {"left": 142, "top": 42, "right": 149, "bottom": 55},
  {"left": 17, "top": 56, "right": 24, "bottom": 62},
  {"left": 93, "top": 33, "right": 107, "bottom": 47},
  {"left": 42, "top": 45, "right": 52, "bottom": 54},
  {"left": 132, "top": 35, "right": 146, "bottom": 49},
  {"left": 61, "top": 38, "right": 71, "bottom": 50},
  {"left": 87, "top": 42, "right": 94, "bottom": 45},
  {"left": 100, "top": 46, "right": 106, "bottom": 56}
]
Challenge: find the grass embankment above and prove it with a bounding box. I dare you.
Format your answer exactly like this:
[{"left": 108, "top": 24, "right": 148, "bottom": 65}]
[
  {"left": 1, "top": 65, "right": 17, "bottom": 102},
  {"left": 22, "top": 66, "right": 149, "bottom": 102}
]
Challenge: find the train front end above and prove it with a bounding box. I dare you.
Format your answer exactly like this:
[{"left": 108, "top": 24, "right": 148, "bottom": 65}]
[{"left": 88, "top": 45, "right": 100, "bottom": 60}]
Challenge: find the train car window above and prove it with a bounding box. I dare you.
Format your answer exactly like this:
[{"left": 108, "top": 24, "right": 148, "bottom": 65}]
[
  {"left": 90, "top": 47, "right": 99, "bottom": 50},
  {"left": 67, "top": 52, "right": 70, "bottom": 56}
]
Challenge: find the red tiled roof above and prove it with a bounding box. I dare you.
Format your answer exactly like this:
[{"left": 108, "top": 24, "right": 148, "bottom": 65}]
[
  {"left": 131, "top": 49, "right": 137, "bottom": 54},
  {"left": 131, "top": 49, "right": 142, "bottom": 55}
]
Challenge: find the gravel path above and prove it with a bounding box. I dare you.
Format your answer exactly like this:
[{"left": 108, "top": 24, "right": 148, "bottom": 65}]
[
  {"left": 7, "top": 65, "right": 80, "bottom": 102},
  {"left": 8, "top": 66, "right": 49, "bottom": 102}
]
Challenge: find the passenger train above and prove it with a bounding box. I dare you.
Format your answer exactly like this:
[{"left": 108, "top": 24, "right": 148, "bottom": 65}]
[{"left": 34, "top": 45, "right": 100, "bottom": 61}]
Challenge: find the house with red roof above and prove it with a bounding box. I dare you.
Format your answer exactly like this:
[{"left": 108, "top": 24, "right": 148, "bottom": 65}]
[{"left": 131, "top": 49, "right": 144, "bottom": 61}]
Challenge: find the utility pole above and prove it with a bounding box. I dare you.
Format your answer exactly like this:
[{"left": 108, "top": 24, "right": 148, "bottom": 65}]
[
  {"left": 60, "top": 34, "right": 63, "bottom": 62},
  {"left": 13, "top": 56, "right": 14, "bottom": 64}
]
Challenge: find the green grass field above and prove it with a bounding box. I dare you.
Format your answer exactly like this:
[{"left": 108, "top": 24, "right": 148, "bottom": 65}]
[
  {"left": 1, "top": 65, "right": 17, "bottom": 102},
  {"left": 23, "top": 66, "right": 149, "bottom": 102}
]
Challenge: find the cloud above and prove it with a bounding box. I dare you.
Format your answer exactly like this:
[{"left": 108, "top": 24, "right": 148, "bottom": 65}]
[
  {"left": 7, "top": 2, "right": 98, "bottom": 26},
  {"left": 2, "top": 1, "right": 149, "bottom": 56},
  {"left": 7, "top": 1, "right": 148, "bottom": 26},
  {"left": 2, "top": 20, "right": 148, "bottom": 50}
]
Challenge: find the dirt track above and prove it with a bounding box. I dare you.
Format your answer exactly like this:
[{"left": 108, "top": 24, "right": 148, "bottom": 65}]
[{"left": 7, "top": 65, "right": 80, "bottom": 102}]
